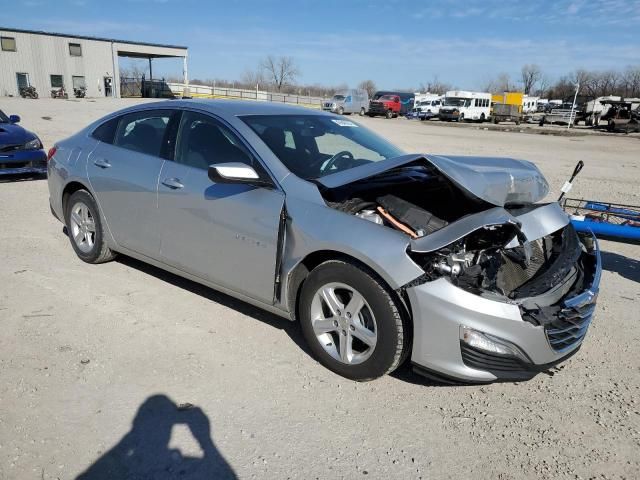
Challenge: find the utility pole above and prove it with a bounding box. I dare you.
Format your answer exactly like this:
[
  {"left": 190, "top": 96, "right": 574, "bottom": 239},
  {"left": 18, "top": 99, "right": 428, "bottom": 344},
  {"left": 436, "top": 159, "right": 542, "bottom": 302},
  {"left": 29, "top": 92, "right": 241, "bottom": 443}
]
[{"left": 569, "top": 82, "right": 580, "bottom": 129}]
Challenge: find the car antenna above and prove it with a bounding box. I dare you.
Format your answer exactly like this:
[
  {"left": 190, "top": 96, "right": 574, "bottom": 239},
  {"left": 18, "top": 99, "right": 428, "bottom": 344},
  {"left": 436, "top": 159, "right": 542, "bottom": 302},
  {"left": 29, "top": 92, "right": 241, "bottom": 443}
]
[{"left": 558, "top": 160, "right": 584, "bottom": 202}]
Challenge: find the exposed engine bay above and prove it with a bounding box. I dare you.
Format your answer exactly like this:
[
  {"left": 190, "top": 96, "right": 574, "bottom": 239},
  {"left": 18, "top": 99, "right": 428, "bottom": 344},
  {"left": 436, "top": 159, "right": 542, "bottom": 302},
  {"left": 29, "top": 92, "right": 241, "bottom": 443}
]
[{"left": 319, "top": 159, "right": 592, "bottom": 316}]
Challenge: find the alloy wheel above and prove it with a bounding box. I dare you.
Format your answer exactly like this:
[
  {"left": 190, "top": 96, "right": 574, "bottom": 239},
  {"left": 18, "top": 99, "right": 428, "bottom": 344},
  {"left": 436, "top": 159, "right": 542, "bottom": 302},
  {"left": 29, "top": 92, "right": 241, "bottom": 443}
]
[
  {"left": 69, "top": 202, "right": 96, "bottom": 253},
  {"left": 310, "top": 282, "right": 377, "bottom": 365}
]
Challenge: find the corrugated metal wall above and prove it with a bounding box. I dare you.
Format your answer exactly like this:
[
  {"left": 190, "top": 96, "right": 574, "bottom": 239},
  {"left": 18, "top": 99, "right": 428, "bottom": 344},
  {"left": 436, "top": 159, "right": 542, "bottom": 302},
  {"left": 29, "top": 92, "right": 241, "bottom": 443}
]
[
  {"left": 0, "top": 30, "right": 115, "bottom": 98},
  {"left": 0, "top": 30, "right": 187, "bottom": 99}
]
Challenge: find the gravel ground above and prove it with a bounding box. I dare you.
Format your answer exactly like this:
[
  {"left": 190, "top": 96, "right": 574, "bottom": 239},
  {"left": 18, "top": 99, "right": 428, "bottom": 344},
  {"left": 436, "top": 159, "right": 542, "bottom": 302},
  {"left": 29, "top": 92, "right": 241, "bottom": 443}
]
[{"left": 1, "top": 98, "right": 639, "bottom": 480}]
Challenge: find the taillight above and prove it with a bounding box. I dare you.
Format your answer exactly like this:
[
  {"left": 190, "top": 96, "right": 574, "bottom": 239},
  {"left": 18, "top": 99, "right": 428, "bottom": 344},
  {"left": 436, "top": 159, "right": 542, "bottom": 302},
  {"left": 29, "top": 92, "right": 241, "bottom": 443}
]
[{"left": 47, "top": 146, "right": 57, "bottom": 161}]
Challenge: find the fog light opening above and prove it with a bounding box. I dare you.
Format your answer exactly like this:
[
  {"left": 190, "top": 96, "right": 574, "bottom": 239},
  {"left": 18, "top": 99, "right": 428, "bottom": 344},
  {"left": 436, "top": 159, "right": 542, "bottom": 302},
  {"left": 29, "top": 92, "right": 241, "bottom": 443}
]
[{"left": 460, "top": 326, "right": 530, "bottom": 363}]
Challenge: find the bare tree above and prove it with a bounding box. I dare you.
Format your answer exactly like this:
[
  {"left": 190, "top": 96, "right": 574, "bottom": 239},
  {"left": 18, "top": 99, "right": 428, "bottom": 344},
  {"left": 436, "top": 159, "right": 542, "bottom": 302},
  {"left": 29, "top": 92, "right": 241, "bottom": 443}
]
[
  {"left": 482, "top": 73, "right": 512, "bottom": 93},
  {"left": 241, "top": 69, "right": 266, "bottom": 89},
  {"left": 420, "top": 75, "right": 452, "bottom": 95},
  {"left": 521, "top": 64, "right": 542, "bottom": 94},
  {"left": 119, "top": 60, "right": 147, "bottom": 79},
  {"left": 260, "top": 55, "right": 300, "bottom": 92},
  {"left": 536, "top": 75, "right": 550, "bottom": 97},
  {"left": 622, "top": 66, "right": 640, "bottom": 97},
  {"left": 358, "top": 79, "right": 377, "bottom": 98}
]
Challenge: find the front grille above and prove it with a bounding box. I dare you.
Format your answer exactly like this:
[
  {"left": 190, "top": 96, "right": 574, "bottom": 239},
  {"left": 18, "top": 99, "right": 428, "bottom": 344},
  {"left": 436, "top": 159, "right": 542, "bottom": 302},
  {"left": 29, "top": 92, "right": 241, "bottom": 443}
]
[
  {"left": 0, "top": 144, "right": 21, "bottom": 153},
  {"left": 545, "top": 295, "right": 596, "bottom": 352},
  {"left": 323, "top": 103, "right": 332, "bottom": 108},
  {"left": 460, "top": 343, "right": 527, "bottom": 372}
]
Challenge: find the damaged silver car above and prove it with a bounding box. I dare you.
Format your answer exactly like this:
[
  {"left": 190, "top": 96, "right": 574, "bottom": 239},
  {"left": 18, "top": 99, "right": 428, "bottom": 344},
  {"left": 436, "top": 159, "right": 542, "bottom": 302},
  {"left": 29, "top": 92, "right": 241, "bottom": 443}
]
[{"left": 47, "top": 100, "right": 601, "bottom": 383}]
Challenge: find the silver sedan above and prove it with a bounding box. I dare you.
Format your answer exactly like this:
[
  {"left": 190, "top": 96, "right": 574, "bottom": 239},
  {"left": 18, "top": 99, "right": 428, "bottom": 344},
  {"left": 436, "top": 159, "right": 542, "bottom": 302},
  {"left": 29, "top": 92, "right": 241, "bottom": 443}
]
[{"left": 47, "top": 100, "right": 601, "bottom": 383}]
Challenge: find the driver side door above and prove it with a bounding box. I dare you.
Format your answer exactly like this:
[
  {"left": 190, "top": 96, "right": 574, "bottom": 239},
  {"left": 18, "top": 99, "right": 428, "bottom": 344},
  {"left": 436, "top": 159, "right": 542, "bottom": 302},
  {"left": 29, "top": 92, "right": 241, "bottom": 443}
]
[{"left": 157, "top": 110, "right": 284, "bottom": 304}]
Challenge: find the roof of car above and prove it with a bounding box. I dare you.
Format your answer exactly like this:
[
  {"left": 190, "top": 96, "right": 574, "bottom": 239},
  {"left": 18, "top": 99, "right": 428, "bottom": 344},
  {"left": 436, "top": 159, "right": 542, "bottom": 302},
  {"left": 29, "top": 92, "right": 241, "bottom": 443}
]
[{"left": 142, "top": 99, "right": 328, "bottom": 117}]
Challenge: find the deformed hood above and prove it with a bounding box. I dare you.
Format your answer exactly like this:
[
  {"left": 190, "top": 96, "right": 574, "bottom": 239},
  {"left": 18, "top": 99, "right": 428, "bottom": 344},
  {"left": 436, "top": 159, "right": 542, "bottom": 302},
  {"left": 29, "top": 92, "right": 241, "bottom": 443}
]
[
  {"left": 316, "top": 154, "right": 549, "bottom": 207},
  {"left": 425, "top": 154, "right": 549, "bottom": 206}
]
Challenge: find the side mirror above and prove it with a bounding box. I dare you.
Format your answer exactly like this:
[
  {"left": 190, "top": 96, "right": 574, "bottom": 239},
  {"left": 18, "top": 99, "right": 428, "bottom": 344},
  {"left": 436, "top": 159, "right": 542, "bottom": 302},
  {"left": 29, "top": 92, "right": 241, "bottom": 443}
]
[
  {"left": 9, "top": 115, "right": 20, "bottom": 124},
  {"left": 208, "top": 162, "right": 271, "bottom": 186}
]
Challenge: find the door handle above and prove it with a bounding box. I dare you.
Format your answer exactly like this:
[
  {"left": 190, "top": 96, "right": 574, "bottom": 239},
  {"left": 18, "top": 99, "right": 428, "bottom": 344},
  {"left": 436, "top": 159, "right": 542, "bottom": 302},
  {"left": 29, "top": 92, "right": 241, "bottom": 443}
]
[
  {"left": 161, "top": 177, "right": 184, "bottom": 190},
  {"left": 93, "top": 158, "right": 111, "bottom": 168}
]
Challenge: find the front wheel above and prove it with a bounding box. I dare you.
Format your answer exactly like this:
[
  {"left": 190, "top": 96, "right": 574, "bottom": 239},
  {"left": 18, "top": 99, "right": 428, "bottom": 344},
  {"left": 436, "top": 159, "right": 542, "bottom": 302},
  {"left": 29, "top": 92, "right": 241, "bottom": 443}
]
[
  {"left": 385, "top": 109, "right": 393, "bottom": 119},
  {"left": 299, "top": 260, "right": 409, "bottom": 381},
  {"left": 65, "top": 190, "right": 116, "bottom": 264}
]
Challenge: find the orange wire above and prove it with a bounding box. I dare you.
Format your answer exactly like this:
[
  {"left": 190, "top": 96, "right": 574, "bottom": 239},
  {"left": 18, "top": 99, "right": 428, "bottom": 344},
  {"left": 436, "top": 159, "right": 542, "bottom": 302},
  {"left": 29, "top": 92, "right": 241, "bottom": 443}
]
[{"left": 376, "top": 207, "right": 418, "bottom": 238}]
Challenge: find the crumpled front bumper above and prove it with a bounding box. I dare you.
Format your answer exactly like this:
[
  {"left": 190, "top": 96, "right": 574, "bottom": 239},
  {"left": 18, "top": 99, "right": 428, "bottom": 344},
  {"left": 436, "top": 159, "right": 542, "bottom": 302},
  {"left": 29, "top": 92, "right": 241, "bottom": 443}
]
[{"left": 406, "top": 233, "right": 602, "bottom": 383}]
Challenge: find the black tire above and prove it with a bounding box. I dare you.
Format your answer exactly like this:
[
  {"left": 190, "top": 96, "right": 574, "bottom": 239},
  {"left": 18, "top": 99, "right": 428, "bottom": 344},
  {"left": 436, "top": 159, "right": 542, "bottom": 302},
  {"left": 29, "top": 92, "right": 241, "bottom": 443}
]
[
  {"left": 459, "top": 113, "right": 465, "bottom": 122},
  {"left": 385, "top": 109, "right": 393, "bottom": 119},
  {"left": 359, "top": 107, "right": 365, "bottom": 116},
  {"left": 299, "top": 259, "right": 409, "bottom": 381},
  {"left": 65, "top": 190, "right": 116, "bottom": 264},
  {"left": 479, "top": 113, "right": 485, "bottom": 123},
  {"left": 338, "top": 106, "right": 344, "bottom": 115}
]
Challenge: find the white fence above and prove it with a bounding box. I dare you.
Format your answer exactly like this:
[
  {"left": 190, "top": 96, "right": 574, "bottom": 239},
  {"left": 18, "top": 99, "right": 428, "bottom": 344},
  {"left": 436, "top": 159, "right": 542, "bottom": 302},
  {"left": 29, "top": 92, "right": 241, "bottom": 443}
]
[{"left": 167, "top": 82, "right": 324, "bottom": 108}]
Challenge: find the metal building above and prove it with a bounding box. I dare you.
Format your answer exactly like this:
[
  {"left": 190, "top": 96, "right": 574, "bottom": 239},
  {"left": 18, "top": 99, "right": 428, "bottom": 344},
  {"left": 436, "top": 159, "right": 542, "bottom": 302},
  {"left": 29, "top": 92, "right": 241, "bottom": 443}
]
[{"left": 0, "top": 27, "right": 188, "bottom": 98}]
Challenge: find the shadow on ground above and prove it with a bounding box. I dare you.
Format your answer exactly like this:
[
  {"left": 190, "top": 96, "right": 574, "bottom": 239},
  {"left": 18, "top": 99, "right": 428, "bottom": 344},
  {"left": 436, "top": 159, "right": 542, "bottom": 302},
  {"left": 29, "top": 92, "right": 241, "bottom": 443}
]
[
  {"left": 76, "top": 395, "right": 236, "bottom": 479},
  {"left": 0, "top": 173, "right": 46, "bottom": 183},
  {"left": 116, "top": 255, "right": 311, "bottom": 357},
  {"left": 601, "top": 250, "right": 640, "bottom": 283}
]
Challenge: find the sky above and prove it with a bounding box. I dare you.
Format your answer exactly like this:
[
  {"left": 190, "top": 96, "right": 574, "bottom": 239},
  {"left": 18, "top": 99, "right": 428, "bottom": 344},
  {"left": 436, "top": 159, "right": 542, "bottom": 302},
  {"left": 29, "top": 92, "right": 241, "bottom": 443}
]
[{"left": 2, "top": 0, "right": 640, "bottom": 90}]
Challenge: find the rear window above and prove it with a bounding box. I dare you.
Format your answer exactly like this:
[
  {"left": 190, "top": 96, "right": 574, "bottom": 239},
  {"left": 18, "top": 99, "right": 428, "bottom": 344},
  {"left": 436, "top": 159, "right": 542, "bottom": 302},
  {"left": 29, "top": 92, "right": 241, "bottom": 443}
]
[
  {"left": 91, "top": 117, "right": 119, "bottom": 144},
  {"left": 114, "top": 110, "right": 172, "bottom": 157}
]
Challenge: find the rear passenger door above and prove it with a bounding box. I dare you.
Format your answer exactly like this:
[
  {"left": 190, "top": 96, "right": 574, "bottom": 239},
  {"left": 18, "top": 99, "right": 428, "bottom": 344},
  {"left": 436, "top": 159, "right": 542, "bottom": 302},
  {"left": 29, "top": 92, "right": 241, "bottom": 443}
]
[{"left": 87, "top": 109, "right": 178, "bottom": 258}]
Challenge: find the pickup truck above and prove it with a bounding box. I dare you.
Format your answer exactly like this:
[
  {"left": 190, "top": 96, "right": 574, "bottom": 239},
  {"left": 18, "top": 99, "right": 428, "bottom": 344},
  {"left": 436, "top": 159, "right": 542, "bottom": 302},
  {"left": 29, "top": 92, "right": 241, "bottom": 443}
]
[{"left": 367, "top": 94, "right": 401, "bottom": 118}]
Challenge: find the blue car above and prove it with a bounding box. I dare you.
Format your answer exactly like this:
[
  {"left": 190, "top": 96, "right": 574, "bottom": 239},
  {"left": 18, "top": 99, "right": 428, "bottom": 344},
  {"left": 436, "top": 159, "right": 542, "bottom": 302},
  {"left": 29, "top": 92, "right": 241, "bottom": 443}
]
[{"left": 0, "top": 109, "right": 47, "bottom": 176}]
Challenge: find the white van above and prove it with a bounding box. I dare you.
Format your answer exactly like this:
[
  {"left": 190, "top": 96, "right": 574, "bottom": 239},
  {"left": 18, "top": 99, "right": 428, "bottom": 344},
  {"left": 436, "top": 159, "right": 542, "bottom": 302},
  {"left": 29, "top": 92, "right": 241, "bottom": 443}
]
[
  {"left": 410, "top": 94, "right": 443, "bottom": 120},
  {"left": 440, "top": 90, "right": 491, "bottom": 122},
  {"left": 522, "top": 96, "right": 539, "bottom": 114},
  {"left": 322, "top": 89, "right": 369, "bottom": 115}
]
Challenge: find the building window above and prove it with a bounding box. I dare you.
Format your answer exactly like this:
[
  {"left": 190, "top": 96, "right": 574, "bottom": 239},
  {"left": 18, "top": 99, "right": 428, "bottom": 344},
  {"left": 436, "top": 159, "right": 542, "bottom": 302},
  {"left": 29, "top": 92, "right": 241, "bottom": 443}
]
[
  {"left": 50, "top": 75, "right": 64, "bottom": 88},
  {"left": 72, "top": 76, "right": 86, "bottom": 89},
  {"left": 69, "top": 43, "right": 82, "bottom": 56},
  {"left": 1, "top": 36, "right": 17, "bottom": 51}
]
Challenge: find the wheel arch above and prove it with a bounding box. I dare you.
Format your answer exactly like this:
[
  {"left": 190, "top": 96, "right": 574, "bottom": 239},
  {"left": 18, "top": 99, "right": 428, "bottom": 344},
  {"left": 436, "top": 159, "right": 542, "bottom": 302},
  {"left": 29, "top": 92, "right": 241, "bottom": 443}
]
[
  {"left": 62, "top": 180, "right": 92, "bottom": 214},
  {"left": 286, "top": 250, "right": 414, "bottom": 341}
]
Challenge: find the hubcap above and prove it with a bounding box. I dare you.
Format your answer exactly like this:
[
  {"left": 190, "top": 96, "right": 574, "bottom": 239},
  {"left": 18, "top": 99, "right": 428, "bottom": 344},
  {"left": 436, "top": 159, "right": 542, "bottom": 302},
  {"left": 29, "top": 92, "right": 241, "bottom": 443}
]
[
  {"left": 310, "top": 282, "right": 377, "bottom": 365},
  {"left": 69, "top": 202, "right": 96, "bottom": 253}
]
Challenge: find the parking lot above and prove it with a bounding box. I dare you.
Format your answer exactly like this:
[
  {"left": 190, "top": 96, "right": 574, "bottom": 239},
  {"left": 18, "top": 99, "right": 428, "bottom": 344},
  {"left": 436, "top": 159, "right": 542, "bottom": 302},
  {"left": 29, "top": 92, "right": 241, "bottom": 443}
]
[{"left": 1, "top": 97, "right": 639, "bottom": 479}]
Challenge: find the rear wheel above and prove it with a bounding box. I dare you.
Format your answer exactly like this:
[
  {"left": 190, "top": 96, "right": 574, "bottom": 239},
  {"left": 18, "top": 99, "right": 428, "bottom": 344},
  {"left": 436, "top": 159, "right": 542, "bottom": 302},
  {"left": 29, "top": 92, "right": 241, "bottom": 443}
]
[
  {"left": 299, "top": 260, "right": 409, "bottom": 381},
  {"left": 65, "top": 190, "right": 116, "bottom": 264},
  {"left": 359, "top": 107, "right": 365, "bottom": 116}
]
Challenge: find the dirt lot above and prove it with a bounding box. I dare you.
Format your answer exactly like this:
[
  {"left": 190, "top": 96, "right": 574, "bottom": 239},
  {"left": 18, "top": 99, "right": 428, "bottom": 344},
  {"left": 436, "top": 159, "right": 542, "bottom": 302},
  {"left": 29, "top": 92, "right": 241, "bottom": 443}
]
[{"left": 1, "top": 97, "right": 639, "bottom": 480}]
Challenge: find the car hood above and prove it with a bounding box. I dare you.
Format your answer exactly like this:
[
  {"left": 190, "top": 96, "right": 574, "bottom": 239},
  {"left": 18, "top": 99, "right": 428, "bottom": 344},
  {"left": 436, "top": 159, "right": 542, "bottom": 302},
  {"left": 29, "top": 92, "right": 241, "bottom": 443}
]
[
  {"left": 316, "top": 153, "right": 549, "bottom": 206},
  {"left": 0, "top": 123, "right": 36, "bottom": 146}
]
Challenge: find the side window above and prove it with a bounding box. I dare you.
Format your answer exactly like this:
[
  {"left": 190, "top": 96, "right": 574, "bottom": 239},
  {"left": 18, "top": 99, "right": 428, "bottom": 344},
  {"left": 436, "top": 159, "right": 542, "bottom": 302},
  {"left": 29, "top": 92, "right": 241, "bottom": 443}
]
[
  {"left": 50, "top": 75, "right": 63, "bottom": 88},
  {"left": 175, "top": 111, "right": 252, "bottom": 171},
  {"left": 114, "top": 110, "right": 171, "bottom": 157},
  {"left": 345, "top": 96, "right": 352, "bottom": 103},
  {"left": 92, "top": 117, "right": 120, "bottom": 144}
]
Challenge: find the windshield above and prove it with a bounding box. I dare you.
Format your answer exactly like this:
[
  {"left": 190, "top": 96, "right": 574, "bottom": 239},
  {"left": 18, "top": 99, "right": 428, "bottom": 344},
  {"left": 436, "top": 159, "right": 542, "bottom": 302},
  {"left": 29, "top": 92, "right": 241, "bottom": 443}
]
[
  {"left": 444, "top": 97, "right": 468, "bottom": 107},
  {"left": 0, "top": 110, "right": 8, "bottom": 123},
  {"left": 419, "top": 101, "right": 431, "bottom": 106},
  {"left": 332, "top": 95, "right": 346, "bottom": 101},
  {"left": 242, "top": 115, "right": 404, "bottom": 180},
  {"left": 380, "top": 95, "right": 396, "bottom": 101}
]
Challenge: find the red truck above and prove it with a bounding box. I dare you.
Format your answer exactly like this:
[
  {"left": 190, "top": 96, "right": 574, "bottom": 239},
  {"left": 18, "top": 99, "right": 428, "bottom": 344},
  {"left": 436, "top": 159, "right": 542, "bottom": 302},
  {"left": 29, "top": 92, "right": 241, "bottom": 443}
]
[{"left": 367, "top": 93, "right": 401, "bottom": 118}]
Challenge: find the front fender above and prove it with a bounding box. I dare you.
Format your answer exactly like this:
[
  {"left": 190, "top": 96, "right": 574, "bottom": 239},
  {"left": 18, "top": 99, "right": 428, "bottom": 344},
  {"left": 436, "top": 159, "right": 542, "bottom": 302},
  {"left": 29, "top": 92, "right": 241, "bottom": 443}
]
[{"left": 280, "top": 198, "right": 425, "bottom": 313}]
